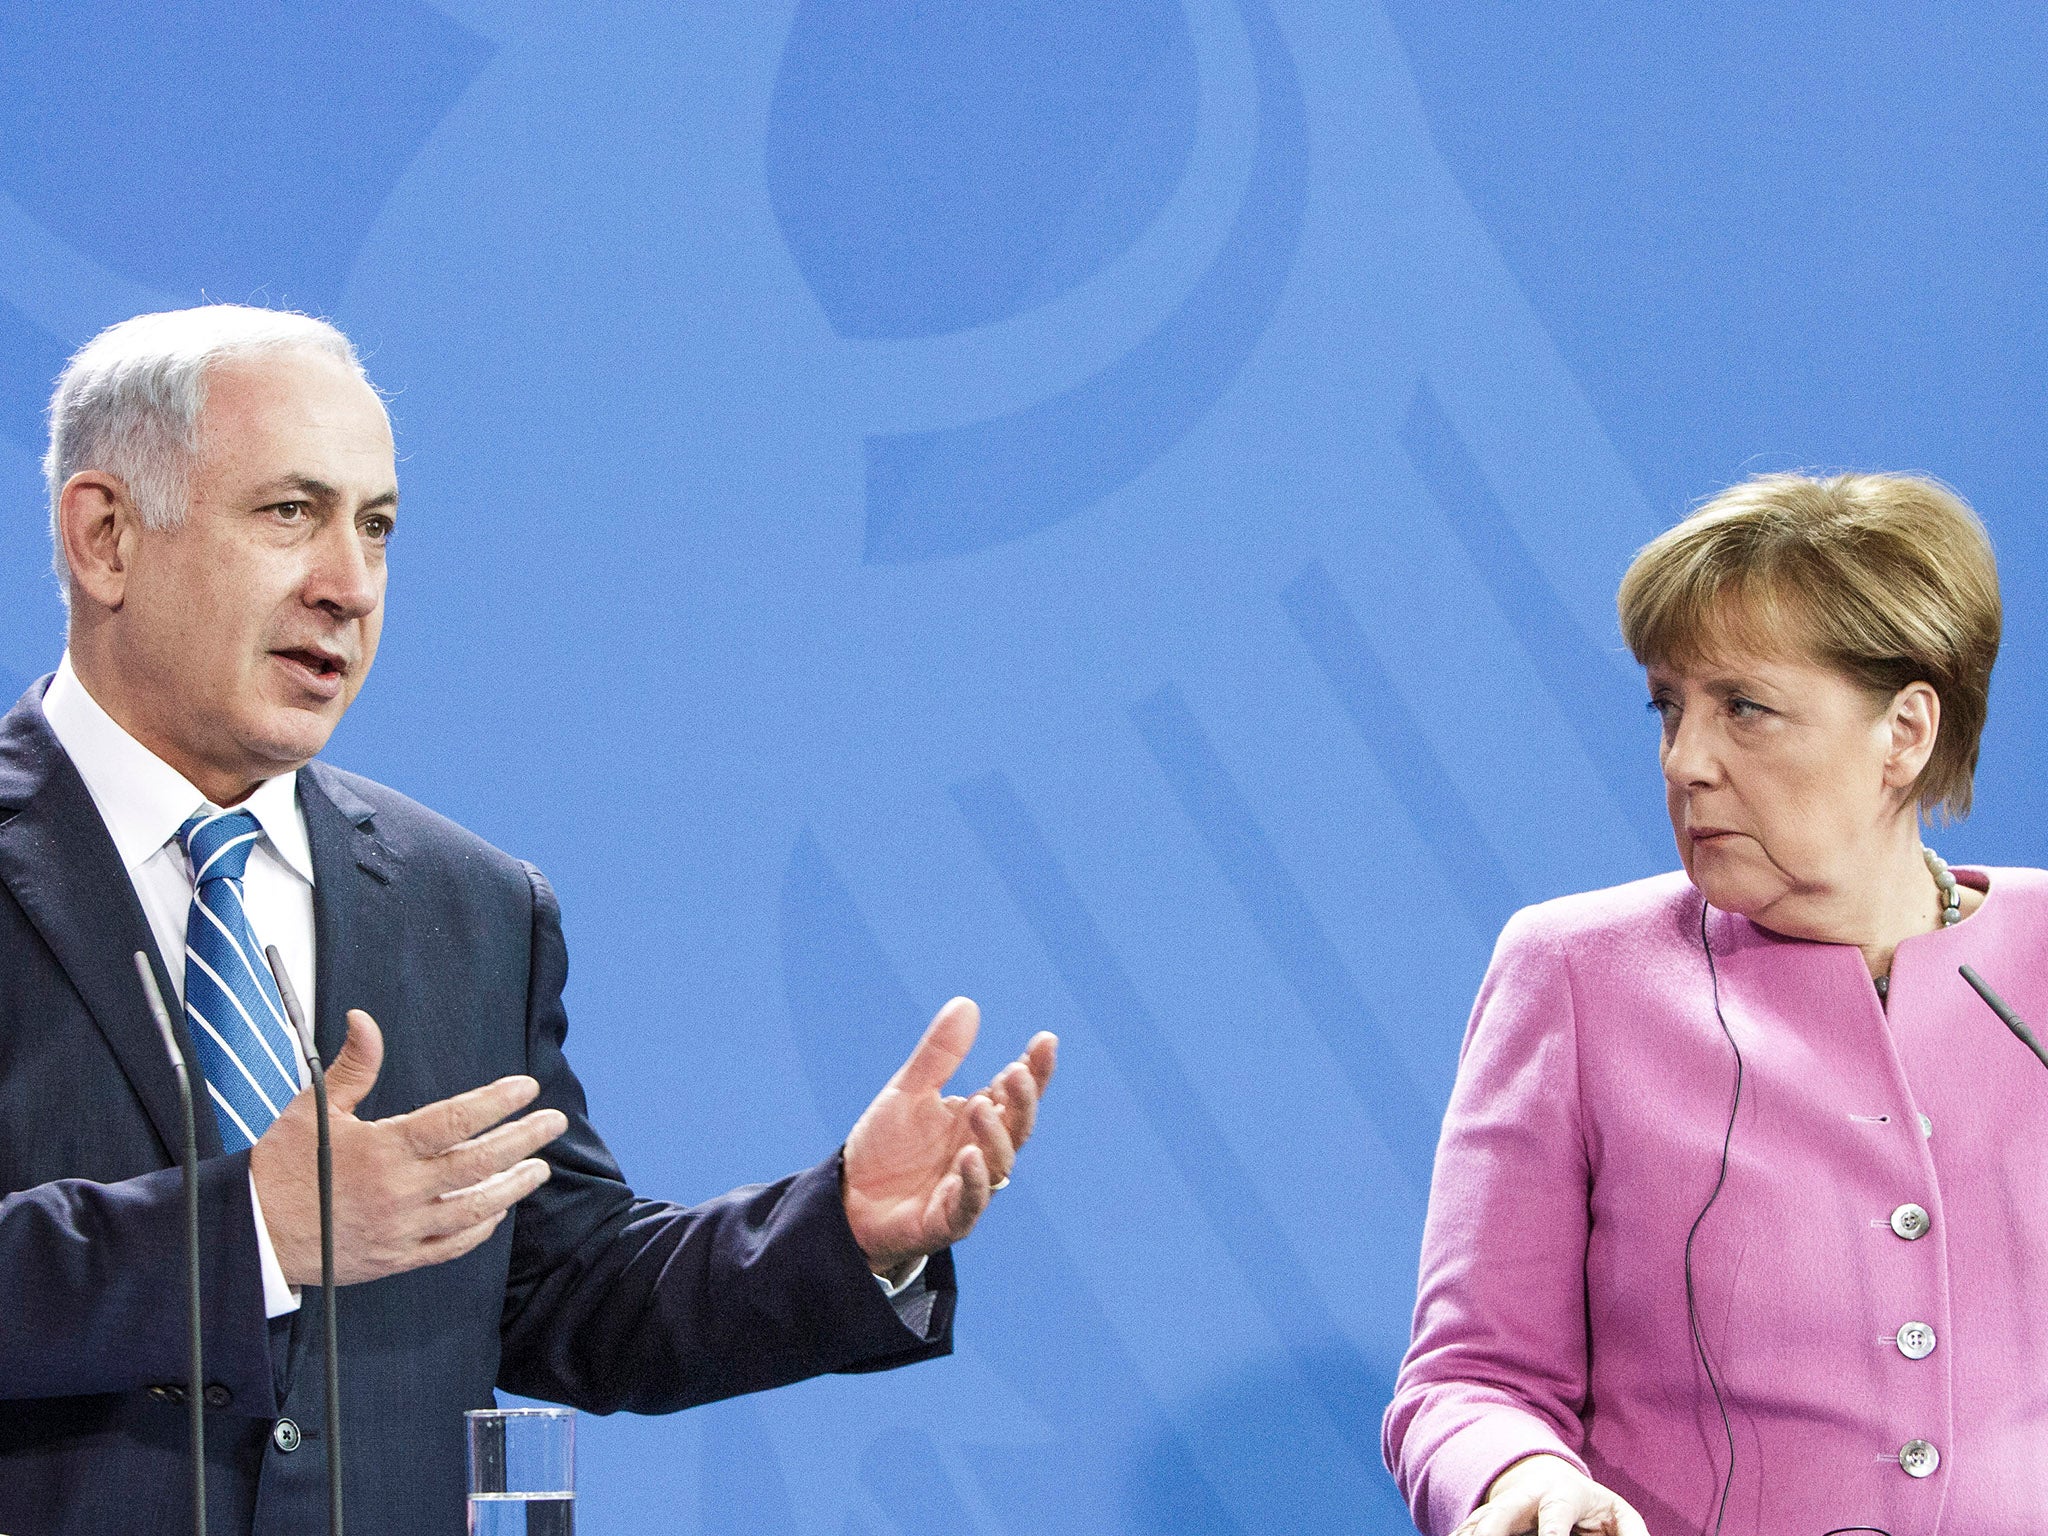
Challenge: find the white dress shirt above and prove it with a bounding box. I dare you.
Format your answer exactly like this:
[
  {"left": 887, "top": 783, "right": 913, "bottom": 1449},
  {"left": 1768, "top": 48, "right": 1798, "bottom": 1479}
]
[
  {"left": 40, "top": 655, "right": 931, "bottom": 1328},
  {"left": 42, "top": 654, "right": 304, "bottom": 1318}
]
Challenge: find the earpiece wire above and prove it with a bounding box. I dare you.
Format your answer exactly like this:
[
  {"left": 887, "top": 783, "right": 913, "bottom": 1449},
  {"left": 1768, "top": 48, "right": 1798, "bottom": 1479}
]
[
  {"left": 1692, "top": 899, "right": 1892, "bottom": 1536},
  {"left": 1688, "top": 897, "right": 1742, "bottom": 1536}
]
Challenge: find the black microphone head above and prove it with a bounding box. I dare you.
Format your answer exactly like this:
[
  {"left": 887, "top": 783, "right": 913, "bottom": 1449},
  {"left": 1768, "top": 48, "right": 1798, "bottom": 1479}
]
[
  {"left": 1960, "top": 963, "right": 2048, "bottom": 1073},
  {"left": 132, "top": 951, "right": 184, "bottom": 1070},
  {"left": 1961, "top": 963, "right": 2021, "bottom": 1028},
  {"left": 263, "top": 943, "right": 319, "bottom": 1064}
]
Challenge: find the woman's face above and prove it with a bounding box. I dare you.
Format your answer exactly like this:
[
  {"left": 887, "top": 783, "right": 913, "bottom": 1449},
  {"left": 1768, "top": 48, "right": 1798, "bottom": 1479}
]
[{"left": 1648, "top": 634, "right": 1936, "bottom": 934}]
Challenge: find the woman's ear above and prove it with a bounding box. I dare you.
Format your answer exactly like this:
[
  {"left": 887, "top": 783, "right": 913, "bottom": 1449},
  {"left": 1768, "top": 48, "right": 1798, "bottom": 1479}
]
[{"left": 1884, "top": 681, "right": 1941, "bottom": 792}]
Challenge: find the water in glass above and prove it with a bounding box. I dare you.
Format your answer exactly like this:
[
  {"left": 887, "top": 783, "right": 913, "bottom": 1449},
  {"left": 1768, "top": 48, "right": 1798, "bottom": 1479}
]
[{"left": 468, "top": 1492, "right": 573, "bottom": 1535}]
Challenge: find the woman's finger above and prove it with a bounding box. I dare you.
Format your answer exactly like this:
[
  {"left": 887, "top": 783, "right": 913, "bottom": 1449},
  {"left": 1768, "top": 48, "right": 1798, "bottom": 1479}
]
[{"left": 1466, "top": 1493, "right": 1535, "bottom": 1536}]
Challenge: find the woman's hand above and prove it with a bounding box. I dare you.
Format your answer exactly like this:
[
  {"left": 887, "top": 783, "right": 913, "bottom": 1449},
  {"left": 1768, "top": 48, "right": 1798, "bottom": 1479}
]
[{"left": 1452, "top": 1454, "right": 1651, "bottom": 1536}]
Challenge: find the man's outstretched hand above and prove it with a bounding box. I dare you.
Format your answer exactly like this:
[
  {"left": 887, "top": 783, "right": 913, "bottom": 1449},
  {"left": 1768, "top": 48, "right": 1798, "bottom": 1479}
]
[
  {"left": 250, "top": 1009, "right": 568, "bottom": 1287},
  {"left": 842, "top": 998, "right": 1057, "bottom": 1279}
]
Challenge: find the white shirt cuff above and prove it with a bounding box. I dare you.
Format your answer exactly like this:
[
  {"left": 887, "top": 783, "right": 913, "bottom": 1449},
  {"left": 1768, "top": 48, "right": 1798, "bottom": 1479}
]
[
  {"left": 873, "top": 1253, "right": 928, "bottom": 1298},
  {"left": 248, "top": 1169, "right": 302, "bottom": 1318}
]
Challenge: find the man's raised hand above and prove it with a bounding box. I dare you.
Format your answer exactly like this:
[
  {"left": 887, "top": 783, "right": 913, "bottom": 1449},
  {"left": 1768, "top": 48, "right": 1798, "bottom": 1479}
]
[
  {"left": 249, "top": 1009, "right": 568, "bottom": 1286},
  {"left": 841, "top": 997, "right": 1058, "bottom": 1279}
]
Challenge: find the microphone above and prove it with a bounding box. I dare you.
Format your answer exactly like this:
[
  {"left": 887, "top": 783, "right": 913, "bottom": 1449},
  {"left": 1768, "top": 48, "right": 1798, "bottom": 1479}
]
[
  {"left": 1959, "top": 964, "right": 2048, "bottom": 1072},
  {"left": 264, "top": 946, "right": 343, "bottom": 1536},
  {"left": 133, "top": 951, "right": 206, "bottom": 1536}
]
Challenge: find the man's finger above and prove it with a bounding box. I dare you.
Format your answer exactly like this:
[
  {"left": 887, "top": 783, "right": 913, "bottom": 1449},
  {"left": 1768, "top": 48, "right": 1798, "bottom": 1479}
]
[
  {"left": 989, "top": 1059, "right": 1040, "bottom": 1148},
  {"left": 1024, "top": 1031, "right": 1058, "bottom": 1093},
  {"left": 324, "top": 1009, "right": 385, "bottom": 1115},
  {"left": 387, "top": 1074, "right": 543, "bottom": 1158},
  {"left": 941, "top": 1141, "right": 992, "bottom": 1240},
  {"left": 888, "top": 997, "right": 980, "bottom": 1096},
  {"left": 418, "top": 1157, "right": 553, "bottom": 1240},
  {"left": 920, "top": 1170, "right": 964, "bottom": 1250},
  {"left": 408, "top": 1209, "right": 513, "bottom": 1271},
  {"left": 430, "top": 1108, "right": 569, "bottom": 1195},
  {"left": 968, "top": 1094, "right": 1018, "bottom": 1184}
]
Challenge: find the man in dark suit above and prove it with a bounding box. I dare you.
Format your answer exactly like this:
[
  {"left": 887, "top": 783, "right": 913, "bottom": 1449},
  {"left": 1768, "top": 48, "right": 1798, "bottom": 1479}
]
[{"left": 0, "top": 304, "right": 1056, "bottom": 1532}]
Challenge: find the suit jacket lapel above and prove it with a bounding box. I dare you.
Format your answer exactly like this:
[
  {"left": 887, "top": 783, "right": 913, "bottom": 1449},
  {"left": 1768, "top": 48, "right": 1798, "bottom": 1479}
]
[
  {"left": 0, "top": 680, "right": 214, "bottom": 1163},
  {"left": 285, "top": 762, "right": 401, "bottom": 1399},
  {"left": 298, "top": 763, "right": 400, "bottom": 1078}
]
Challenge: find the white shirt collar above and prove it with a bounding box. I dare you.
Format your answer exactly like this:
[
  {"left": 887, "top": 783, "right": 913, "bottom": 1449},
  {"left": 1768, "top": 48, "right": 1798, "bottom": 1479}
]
[{"left": 42, "top": 653, "right": 316, "bottom": 886}]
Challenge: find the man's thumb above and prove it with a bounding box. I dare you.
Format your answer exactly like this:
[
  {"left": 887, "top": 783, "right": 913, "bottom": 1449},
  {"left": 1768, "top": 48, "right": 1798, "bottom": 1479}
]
[{"left": 324, "top": 1008, "right": 384, "bottom": 1113}]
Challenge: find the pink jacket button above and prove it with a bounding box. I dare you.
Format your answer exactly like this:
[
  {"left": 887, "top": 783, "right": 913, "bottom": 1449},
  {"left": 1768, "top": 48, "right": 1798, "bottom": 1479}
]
[{"left": 1899, "top": 1438, "right": 1939, "bottom": 1477}]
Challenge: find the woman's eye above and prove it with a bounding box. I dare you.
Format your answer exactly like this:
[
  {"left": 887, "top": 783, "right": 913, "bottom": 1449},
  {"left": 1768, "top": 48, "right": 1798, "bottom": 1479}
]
[
  {"left": 1646, "top": 697, "right": 1677, "bottom": 723},
  {"left": 1728, "top": 696, "right": 1768, "bottom": 718}
]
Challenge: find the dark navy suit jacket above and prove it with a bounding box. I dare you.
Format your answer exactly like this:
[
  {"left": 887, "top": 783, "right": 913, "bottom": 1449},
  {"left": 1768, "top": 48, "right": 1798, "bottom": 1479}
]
[{"left": 0, "top": 680, "right": 954, "bottom": 1532}]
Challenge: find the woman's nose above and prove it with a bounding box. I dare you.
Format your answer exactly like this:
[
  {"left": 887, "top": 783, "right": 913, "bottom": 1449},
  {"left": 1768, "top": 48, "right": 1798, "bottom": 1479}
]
[{"left": 1662, "top": 711, "right": 1718, "bottom": 786}]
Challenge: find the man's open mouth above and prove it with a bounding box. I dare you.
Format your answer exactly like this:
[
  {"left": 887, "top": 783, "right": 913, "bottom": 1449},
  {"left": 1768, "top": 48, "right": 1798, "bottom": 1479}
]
[{"left": 274, "top": 648, "right": 346, "bottom": 679}]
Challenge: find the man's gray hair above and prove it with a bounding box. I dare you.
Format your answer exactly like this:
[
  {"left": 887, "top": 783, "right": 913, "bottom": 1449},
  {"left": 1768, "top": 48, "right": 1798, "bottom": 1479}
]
[{"left": 44, "top": 304, "right": 371, "bottom": 585}]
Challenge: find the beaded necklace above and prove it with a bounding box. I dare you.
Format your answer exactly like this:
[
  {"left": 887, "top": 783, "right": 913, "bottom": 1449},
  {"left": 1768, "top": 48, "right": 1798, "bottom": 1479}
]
[{"left": 1873, "top": 848, "right": 1962, "bottom": 1000}]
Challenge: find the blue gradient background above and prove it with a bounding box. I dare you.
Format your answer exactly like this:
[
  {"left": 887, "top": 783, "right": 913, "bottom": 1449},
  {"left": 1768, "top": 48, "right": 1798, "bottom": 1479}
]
[{"left": 2, "top": 4, "right": 2043, "bottom": 1532}]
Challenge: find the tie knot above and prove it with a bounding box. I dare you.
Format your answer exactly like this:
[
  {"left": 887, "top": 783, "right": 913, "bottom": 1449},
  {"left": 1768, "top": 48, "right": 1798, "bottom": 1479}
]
[{"left": 179, "top": 809, "right": 264, "bottom": 885}]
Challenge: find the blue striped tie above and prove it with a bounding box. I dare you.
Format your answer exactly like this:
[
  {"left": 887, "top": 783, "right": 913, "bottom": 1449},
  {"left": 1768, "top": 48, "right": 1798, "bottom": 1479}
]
[{"left": 179, "top": 809, "right": 302, "bottom": 1151}]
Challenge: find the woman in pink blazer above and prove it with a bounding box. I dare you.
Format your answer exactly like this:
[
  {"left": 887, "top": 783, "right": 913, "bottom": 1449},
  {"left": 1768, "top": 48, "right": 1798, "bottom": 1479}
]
[{"left": 1382, "top": 473, "right": 2038, "bottom": 1536}]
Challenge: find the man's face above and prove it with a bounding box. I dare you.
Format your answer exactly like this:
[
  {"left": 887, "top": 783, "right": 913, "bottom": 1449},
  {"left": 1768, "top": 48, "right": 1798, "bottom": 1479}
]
[{"left": 110, "top": 348, "right": 396, "bottom": 803}]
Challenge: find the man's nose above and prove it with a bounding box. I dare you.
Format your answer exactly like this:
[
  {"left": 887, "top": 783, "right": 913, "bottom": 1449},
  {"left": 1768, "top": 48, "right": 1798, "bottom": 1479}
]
[{"left": 305, "top": 518, "right": 379, "bottom": 619}]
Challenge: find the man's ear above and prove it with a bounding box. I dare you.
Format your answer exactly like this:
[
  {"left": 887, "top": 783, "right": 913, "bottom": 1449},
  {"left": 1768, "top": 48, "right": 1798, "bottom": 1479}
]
[
  {"left": 1884, "top": 681, "right": 1941, "bottom": 793},
  {"left": 57, "top": 470, "right": 141, "bottom": 611}
]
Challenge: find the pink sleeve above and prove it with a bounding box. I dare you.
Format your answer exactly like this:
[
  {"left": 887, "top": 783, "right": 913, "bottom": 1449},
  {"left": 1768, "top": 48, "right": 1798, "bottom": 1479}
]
[{"left": 1381, "top": 909, "right": 1594, "bottom": 1533}]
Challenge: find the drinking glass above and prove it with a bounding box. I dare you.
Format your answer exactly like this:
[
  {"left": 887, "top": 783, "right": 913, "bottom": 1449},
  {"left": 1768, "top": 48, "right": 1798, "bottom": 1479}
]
[{"left": 467, "top": 1406, "right": 574, "bottom": 1535}]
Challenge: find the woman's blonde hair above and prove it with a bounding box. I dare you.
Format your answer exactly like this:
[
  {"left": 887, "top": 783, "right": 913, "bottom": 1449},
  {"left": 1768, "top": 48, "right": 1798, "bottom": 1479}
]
[{"left": 1617, "top": 471, "right": 2001, "bottom": 820}]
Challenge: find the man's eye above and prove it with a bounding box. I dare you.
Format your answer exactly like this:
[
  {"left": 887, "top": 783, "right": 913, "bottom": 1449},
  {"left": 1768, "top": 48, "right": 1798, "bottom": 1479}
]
[
  {"left": 360, "top": 514, "right": 395, "bottom": 544},
  {"left": 271, "top": 501, "right": 311, "bottom": 522}
]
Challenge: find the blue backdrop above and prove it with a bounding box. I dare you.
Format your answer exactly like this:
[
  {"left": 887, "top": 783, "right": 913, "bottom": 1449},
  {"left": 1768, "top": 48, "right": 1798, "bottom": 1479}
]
[{"left": 3, "top": 4, "right": 2043, "bottom": 1532}]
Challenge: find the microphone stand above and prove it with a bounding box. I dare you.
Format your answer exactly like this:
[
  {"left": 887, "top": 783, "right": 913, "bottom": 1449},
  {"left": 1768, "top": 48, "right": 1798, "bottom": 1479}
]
[
  {"left": 265, "top": 946, "right": 343, "bottom": 1536},
  {"left": 133, "top": 952, "right": 205, "bottom": 1536}
]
